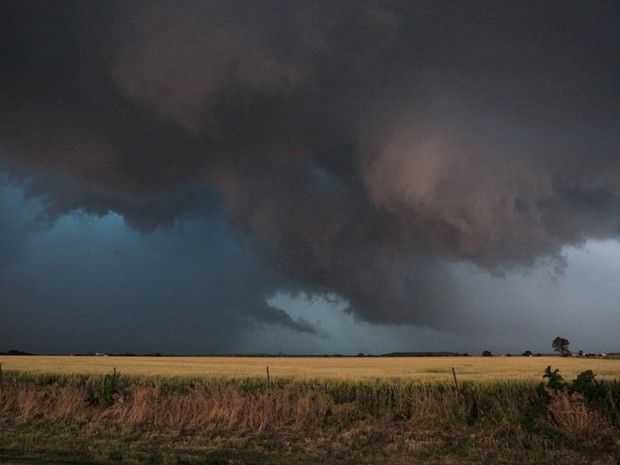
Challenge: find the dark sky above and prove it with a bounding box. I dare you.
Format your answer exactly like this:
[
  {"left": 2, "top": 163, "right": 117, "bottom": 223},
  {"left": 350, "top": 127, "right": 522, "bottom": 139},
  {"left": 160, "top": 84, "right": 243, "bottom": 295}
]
[{"left": 1, "top": 1, "right": 619, "bottom": 355}]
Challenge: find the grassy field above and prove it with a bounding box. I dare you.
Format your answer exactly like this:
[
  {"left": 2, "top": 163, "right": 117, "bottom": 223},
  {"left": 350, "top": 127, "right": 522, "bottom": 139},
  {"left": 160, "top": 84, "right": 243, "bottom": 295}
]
[
  {"left": 1, "top": 355, "right": 620, "bottom": 464},
  {"left": 2, "top": 354, "right": 620, "bottom": 382}
]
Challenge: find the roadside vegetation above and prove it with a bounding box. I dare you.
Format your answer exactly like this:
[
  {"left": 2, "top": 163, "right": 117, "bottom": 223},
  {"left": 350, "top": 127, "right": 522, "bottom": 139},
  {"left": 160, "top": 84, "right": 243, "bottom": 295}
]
[{"left": 1, "top": 360, "right": 620, "bottom": 464}]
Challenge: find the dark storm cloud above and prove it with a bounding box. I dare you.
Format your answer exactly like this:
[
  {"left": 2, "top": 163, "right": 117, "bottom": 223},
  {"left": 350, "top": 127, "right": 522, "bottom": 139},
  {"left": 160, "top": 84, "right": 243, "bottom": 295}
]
[
  {"left": 0, "top": 210, "right": 317, "bottom": 354},
  {"left": 1, "top": 1, "right": 619, "bottom": 328},
  {"left": 0, "top": 175, "right": 38, "bottom": 271},
  {"left": 249, "top": 302, "right": 320, "bottom": 335}
]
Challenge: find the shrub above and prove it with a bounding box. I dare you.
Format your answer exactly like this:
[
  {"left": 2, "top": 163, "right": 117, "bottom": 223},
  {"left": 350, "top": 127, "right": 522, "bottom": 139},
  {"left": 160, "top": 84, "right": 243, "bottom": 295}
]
[
  {"left": 571, "top": 370, "right": 605, "bottom": 400},
  {"left": 542, "top": 366, "right": 566, "bottom": 393}
]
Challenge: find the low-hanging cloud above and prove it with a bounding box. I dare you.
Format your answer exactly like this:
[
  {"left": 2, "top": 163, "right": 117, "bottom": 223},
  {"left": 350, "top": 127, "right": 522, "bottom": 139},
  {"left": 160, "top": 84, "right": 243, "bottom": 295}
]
[{"left": 1, "top": 0, "right": 619, "bottom": 329}]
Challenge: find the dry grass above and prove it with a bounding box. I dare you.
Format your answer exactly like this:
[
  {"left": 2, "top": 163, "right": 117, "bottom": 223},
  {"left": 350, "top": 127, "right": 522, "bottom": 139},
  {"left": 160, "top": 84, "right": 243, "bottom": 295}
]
[
  {"left": 0, "top": 376, "right": 490, "bottom": 433},
  {"left": 0, "top": 383, "right": 88, "bottom": 422},
  {"left": 0, "top": 383, "right": 339, "bottom": 433},
  {"left": 2, "top": 355, "right": 620, "bottom": 382},
  {"left": 547, "top": 390, "right": 610, "bottom": 437},
  {"left": 1, "top": 372, "right": 619, "bottom": 465}
]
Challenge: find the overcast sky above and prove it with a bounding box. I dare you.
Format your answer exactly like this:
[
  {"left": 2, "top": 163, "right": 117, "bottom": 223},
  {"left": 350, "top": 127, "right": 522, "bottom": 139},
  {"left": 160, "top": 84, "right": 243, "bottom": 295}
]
[{"left": 1, "top": 1, "right": 619, "bottom": 355}]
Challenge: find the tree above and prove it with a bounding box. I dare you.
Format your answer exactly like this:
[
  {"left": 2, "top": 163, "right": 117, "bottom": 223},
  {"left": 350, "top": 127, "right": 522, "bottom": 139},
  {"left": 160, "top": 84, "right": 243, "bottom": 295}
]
[
  {"left": 552, "top": 336, "right": 570, "bottom": 357},
  {"left": 482, "top": 350, "right": 492, "bottom": 357},
  {"left": 522, "top": 350, "right": 533, "bottom": 357}
]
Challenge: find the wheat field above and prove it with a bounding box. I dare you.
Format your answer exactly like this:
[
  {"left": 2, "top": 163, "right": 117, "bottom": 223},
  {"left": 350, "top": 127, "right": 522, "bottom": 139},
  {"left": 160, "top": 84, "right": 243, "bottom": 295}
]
[
  {"left": 2, "top": 355, "right": 619, "bottom": 382},
  {"left": 2, "top": 354, "right": 620, "bottom": 465}
]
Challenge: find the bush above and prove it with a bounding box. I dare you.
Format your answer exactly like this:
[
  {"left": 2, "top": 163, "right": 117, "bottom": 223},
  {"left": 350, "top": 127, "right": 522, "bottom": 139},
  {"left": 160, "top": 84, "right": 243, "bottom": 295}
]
[
  {"left": 542, "top": 366, "right": 566, "bottom": 393},
  {"left": 571, "top": 369, "right": 608, "bottom": 404},
  {"left": 538, "top": 366, "right": 620, "bottom": 430}
]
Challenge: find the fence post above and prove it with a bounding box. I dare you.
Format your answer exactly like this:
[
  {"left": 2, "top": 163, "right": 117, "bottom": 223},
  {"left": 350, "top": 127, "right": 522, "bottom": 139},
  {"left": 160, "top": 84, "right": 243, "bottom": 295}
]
[
  {"left": 451, "top": 367, "right": 460, "bottom": 401},
  {"left": 0, "top": 362, "right": 3, "bottom": 393},
  {"left": 266, "top": 366, "right": 270, "bottom": 388}
]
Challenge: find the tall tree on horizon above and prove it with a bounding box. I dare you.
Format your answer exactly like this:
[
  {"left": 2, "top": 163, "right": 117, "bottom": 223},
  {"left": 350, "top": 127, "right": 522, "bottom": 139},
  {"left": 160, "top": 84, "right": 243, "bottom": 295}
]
[{"left": 552, "top": 337, "right": 570, "bottom": 357}]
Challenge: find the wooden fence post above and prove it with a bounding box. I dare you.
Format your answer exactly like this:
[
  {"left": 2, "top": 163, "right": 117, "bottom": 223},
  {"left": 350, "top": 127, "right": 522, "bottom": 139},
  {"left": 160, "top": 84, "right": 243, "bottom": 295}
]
[
  {"left": 266, "top": 366, "right": 270, "bottom": 388},
  {"left": 451, "top": 367, "right": 460, "bottom": 401}
]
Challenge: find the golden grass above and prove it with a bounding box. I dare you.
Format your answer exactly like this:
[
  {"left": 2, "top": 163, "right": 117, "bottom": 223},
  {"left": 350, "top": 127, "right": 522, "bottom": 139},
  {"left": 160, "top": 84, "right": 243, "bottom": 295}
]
[
  {"left": 0, "top": 383, "right": 333, "bottom": 432},
  {"left": 2, "top": 355, "right": 620, "bottom": 382}
]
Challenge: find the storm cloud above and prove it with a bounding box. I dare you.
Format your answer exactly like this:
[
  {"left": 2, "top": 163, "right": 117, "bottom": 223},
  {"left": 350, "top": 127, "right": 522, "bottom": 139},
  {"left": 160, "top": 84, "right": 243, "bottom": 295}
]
[{"left": 1, "top": 0, "right": 619, "bottom": 340}]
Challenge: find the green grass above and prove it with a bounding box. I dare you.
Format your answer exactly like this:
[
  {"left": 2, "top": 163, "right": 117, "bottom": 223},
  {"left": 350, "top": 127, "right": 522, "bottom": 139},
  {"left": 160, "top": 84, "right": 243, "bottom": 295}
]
[{"left": 0, "top": 416, "right": 615, "bottom": 465}]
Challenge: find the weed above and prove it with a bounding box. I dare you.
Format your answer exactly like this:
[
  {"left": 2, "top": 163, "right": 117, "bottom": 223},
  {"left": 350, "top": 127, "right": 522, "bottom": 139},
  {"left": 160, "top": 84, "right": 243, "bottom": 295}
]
[{"left": 86, "top": 368, "right": 123, "bottom": 407}]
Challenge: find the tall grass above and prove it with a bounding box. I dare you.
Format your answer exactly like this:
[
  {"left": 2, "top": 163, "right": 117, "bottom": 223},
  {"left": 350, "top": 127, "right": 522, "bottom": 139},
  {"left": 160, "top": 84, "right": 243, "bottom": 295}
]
[
  {"left": 3, "top": 368, "right": 620, "bottom": 465},
  {"left": 2, "top": 369, "right": 618, "bottom": 436}
]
